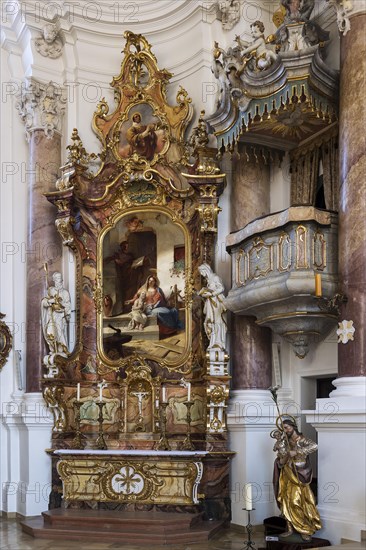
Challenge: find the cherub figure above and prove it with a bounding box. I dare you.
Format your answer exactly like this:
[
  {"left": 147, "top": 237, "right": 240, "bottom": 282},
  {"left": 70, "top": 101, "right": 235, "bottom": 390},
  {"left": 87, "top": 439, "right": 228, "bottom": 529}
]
[
  {"left": 235, "top": 21, "right": 277, "bottom": 75},
  {"left": 270, "top": 429, "right": 287, "bottom": 458},
  {"left": 128, "top": 291, "right": 147, "bottom": 331},
  {"left": 35, "top": 22, "right": 63, "bottom": 59}
]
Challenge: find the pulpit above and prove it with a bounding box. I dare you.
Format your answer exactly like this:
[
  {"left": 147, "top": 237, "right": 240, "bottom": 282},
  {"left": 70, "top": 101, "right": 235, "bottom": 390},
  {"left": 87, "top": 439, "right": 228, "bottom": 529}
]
[{"left": 21, "top": 31, "right": 232, "bottom": 544}]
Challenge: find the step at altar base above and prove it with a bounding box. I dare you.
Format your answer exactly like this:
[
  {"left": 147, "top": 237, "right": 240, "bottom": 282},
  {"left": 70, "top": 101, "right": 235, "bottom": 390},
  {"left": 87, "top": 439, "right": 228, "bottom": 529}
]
[{"left": 21, "top": 509, "right": 226, "bottom": 544}]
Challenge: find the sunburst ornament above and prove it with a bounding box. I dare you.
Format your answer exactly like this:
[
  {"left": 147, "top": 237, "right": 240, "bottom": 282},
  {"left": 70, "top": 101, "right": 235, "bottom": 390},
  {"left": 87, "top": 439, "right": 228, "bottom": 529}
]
[{"left": 336, "top": 320, "right": 355, "bottom": 344}]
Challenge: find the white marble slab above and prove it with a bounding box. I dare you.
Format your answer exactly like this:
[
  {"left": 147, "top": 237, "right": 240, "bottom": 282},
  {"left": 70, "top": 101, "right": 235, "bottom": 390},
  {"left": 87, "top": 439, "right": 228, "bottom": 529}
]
[{"left": 54, "top": 449, "right": 209, "bottom": 456}]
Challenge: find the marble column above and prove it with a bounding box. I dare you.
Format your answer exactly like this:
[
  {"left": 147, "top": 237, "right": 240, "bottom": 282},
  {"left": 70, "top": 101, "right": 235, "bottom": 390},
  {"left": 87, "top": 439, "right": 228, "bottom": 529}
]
[
  {"left": 227, "top": 151, "right": 275, "bottom": 527},
  {"left": 338, "top": 11, "right": 366, "bottom": 380},
  {"left": 305, "top": 6, "right": 366, "bottom": 545},
  {"left": 230, "top": 152, "right": 272, "bottom": 390},
  {"left": 17, "top": 80, "right": 66, "bottom": 392}
]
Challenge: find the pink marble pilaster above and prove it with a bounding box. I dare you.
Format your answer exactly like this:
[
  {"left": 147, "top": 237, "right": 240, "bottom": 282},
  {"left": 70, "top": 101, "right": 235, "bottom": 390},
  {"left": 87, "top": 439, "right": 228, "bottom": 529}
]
[
  {"left": 230, "top": 155, "right": 272, "bottom": 390},
  {"left": 338, "top": 13, "right": 366, "bottom": 377},
  {"left": 26, "top": 131, "right": 62, "bottom": 391},
  {"left": 17, "top": 80, "right": 65, "bottom": 392}
]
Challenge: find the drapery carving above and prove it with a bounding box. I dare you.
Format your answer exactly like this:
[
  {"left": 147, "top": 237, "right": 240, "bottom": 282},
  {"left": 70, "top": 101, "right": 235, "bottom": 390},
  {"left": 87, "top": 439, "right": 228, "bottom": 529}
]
[
  {"left": 322, "top": 134, "right": 339, "bottom": 211},
  {"left": 290, "top": 125, "right": 339, "bottom": 211},
  {"left": 291, "top": 148, "right": 320, "bottom": 206}
]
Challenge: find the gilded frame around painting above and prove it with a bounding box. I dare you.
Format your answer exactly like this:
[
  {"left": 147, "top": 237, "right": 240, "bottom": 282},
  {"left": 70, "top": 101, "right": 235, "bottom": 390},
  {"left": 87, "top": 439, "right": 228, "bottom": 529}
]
[{"left": 97, "top": 204, "right": 193, "bottom": 371}]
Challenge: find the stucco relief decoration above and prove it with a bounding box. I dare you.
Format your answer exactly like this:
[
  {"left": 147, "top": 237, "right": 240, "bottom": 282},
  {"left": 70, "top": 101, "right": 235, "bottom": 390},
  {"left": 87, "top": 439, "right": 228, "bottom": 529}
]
[
  {"left": 218, "top": 0, "right": 241, "bottom": 30},
  {"left": 16, "top": 80, "right": 66, "bottom": 140},
  {"left": 326, "top": 0, "right": 353, "bottom": 35},
  {"left": 336, "top": 320, "right": 355, "bottom": 344},
  {"left": 35, "top": 22, "right": 63, "bottom": 58}
]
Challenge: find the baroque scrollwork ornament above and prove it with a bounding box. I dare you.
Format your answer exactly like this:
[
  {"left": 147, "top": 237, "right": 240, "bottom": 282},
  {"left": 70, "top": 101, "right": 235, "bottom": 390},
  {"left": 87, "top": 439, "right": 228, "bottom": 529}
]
[{"left": 0, "top": 313, "right": 12, "bottom": 372}]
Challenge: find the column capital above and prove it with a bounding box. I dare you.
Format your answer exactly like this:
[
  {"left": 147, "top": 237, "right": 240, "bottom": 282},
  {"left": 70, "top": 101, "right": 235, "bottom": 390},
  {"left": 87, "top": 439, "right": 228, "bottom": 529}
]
[
  {"left": 16, "top": 79, "right": 67, "bottom": 142},
  {"left": 327, "top": 0, "right": 366, "bottom": 35}
]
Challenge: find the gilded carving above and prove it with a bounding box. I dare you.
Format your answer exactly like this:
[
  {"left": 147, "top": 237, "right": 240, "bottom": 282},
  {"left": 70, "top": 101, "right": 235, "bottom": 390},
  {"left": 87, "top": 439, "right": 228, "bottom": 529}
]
[
  {"left": 43, "top": 385, "right": 68, "bottom": 432},
  {"left": 55, "top": 217, "right": 74, "bottom": 246},
  {"left": 0, "top": 313, "right": 12, "bottom": 372},
  {"left": 313, "top": 230, "right": 326, "bottom": 270},
  {"left": 235, "top": 249, "right": 248, "bottom": 286},
  {"left": 278, "top": 233, "right": 292, "bottom": 271},
  {"left": 295, "top": 225, "right": 309, "bottom": 268},
  {"left": 57, "top": 456, "right": 204, "bottom": 505},
  {"left": 248, "top": 237, "right": 274, "bottom": 280}
]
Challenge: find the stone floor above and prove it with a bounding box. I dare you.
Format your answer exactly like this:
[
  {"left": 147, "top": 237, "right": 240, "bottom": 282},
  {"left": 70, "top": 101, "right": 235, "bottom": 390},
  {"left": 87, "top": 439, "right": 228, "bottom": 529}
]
[
  {"left": 0, "top": 518, "right": 264, "bottom": 550},
  {"left": 1, "top": 517, "right": 365, "bottom": 550}
]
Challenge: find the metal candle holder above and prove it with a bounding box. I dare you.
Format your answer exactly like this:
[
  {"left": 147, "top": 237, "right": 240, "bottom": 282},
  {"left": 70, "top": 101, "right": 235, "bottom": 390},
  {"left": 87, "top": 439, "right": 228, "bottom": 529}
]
[
  {"left": 71, "top": 401, "right": 86, "bottom": 449},
  {"left": 242, "top": 508, "right": 256, "bottom": 550},
  {"left": 181, "top": 400, "right": 194, "bottom": 451},
  {"left": 155, "top": 402, "right": 171, "bottom": 450},
  {"left": 95, "top": 401, "right": 107, "bottom": 450}
]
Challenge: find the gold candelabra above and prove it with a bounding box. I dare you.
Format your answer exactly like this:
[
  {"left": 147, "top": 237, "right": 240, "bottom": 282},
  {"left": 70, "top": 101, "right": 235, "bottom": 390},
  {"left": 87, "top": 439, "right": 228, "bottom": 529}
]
[
  {"left": 71, "top": 401, "right": 86, "bottom": 449},
  {"left": 181, "top": 400, "right": 195, "bottom": 450},
  {"left": 95, "top": 401, "right": 107, "bottom": 450},
  {"left": 155, "top": 402, "right": 171, "bottom": 450}
]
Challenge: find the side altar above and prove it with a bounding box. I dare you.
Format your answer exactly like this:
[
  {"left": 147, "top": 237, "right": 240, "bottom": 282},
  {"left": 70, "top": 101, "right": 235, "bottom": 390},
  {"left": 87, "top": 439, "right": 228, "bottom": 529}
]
[{"left": 22, "top": 32, "right": 232, "bottom": 543}]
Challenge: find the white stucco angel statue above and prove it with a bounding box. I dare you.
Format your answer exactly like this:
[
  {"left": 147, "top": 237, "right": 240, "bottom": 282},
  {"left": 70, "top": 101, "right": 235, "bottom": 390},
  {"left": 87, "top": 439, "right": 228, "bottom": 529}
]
[
  {"left": 41, "top": 271, "right": 71, "bottom": 357},
  {"left": 198, "top": 263, "right": 227, "bottom": 351}
]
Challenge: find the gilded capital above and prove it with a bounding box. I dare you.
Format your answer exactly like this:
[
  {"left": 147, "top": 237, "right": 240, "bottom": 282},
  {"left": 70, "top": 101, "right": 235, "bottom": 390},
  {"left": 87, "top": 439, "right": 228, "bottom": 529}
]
[{"left": 16, "top": 79, "right": 66, "bottom": 142}]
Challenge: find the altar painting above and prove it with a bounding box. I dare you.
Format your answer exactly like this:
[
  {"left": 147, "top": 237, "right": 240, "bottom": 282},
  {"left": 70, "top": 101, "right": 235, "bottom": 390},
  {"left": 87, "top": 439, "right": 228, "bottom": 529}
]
[{"left": 102, "top": 211, "right": 186, "bottom": 362}]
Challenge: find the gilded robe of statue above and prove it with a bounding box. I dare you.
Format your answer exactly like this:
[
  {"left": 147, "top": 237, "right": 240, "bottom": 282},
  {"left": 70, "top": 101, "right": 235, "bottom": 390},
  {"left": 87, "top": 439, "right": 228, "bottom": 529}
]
[{"left": 273, "top": 421, "right": 322, "bottom": 538}]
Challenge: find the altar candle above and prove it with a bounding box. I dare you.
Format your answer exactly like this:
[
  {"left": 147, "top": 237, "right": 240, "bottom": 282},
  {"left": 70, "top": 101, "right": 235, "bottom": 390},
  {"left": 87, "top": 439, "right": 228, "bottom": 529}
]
[
  {"left": 99, "top": 384, "right": 103, "bottom": 402},
  {"left": 76, "top": 383, "right": 80, "bottom": 402},
  {"left": 245, "top": 483, "right": 253, "bottom": 511},
  {"left": 315, "top": 273, "right": 322, "bottom": 297},
  {"left": 187, "top": 382, "right": 191, "bottom": 401},
  {"left": 162, "top": 386, "right": 166, "bottom": 403}
]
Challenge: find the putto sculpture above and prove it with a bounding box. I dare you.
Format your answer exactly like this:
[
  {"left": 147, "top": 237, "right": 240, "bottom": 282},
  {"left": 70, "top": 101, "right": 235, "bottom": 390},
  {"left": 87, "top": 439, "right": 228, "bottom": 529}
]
[{"left": 35, "top": 22, "right": 63, "bottom": 59}]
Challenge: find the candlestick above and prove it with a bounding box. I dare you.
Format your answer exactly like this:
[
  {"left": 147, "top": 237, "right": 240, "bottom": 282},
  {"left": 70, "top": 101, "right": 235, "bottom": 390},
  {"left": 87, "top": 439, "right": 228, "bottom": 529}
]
[
  {"left": 162, "top": 386, "right": 166, "bottom": 403},
  {"left": 95, "top": 401, "right": 107, "bottom": 450},
  {"left": 155, "top": 402, "right": 171, "bottom": 450},
  {"left": 99, "top": 384, "right": 103, "bottom": 401},
  {"left": 245, "top": 483, "right": 253, "bottom": 511},
  {"left": 181, "top": 400, "right": 194, "bottom": 450},
  {"left": 187, "top": 382, "right": 191, "bottom": 401},
  {"left": 71, "top": 401, "right": 85, "bottom": 449},
  {"left": 315, "top": 273, "right": 322, "bottom": 297},
  {"left": 241, "top": 508, "right": 256, "bottom": 550},
  {"left": 76, "top": 383, "right": 80, "bottom": 402}
]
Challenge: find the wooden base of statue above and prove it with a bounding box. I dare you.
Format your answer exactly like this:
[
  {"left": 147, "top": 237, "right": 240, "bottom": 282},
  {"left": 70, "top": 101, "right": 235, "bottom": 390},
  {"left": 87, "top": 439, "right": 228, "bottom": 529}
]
[
  {"left": 263, "top": 517, "right": 330, "bottom": 550},
  {"left": 265, "top": 538, "right": 331, "bottom": 550}
]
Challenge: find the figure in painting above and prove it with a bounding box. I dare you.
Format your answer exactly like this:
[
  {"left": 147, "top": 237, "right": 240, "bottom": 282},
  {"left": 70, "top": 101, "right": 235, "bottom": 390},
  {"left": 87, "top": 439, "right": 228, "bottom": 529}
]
[
  {"left": 41, "top": 272, "right": 71, "bottom": 356},
  {"left": 128, "top": 291, "right": 148, "bottom": 331},
  {"left": 126, "top": 112, "right": 158, "bottom": 161},
  {"left": 272, "top": 418, "right": 322, "bottom": 541},
  {"left": 235, "top": 21, "right": 277, "bottom": 74},
  {"left": 104, "top": 240, "right": 141, "bottom": 313},
  {"left": 198, "top": 264, "right": 227, "bottom": 351},
  {"left": 127, "top": 275, "right": 183, "bottom": 335}
]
